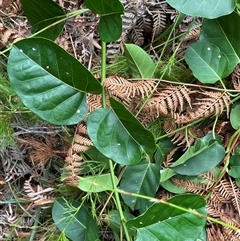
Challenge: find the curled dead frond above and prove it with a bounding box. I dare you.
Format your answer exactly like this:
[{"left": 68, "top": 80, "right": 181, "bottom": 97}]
[
  {"left": 62, "top": 122, "right": 92, "bottom": 186},
  {"left": 171, "top": 170, "right": 216, "bottom": 195},
  {"left": 23, "top": 176, "right": 54, "bottom": 206},
  {"left": 232, "top": 63, "right": 240, "bottom": 91},
  {"left": 140, "top": 85, "right": 192, "bottom": 124},
  {"left": 87, "top": 94, "right": 103, "bottom": 112},
  {"left": 17, "top": 135, "right": 64, "bottom": 168},
  {"left": 176, "top": 91, "right": 231, "bottom": 124},
  {"left": 104, "top": 76, "right": 156, "bottom": 99}
]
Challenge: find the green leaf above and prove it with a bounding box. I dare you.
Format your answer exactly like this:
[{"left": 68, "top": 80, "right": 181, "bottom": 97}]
[
  {"left": 160, "top": 168, "right": 176, "bottom": 182},
  {"left": 110, "top": 98, "right": 156, "bottom": 155},
  {"left": 84, "top": 0, "right": 124, "bottom": 15},
  {"left": 124, "top": 44, "right": 156, "bottom": 78},
  {"left": 229, "top": 155, "right": 240, "bottom": 178},
  {"left": 87, "top": 98, "right": 156, "bottom": 165},
  {"left": 186, "top": 12, "right": 240, "bottom": 83},
  {"left": 77, "top": 173, "right": 118, "bottom": 192},
  {"left": 230, "top": 102, "right": 240, "bottom": 129},
  {"left": 98, "top": 14, "right": 122, "bottom": 42},
  {"left": 127, "top": 194, "right": 207, "bottom": 241},
  {"left": 160, "top": 179, "right": 187, "bottom": 194},
  {"left": 170, "top": 134, "right": 225, "bottom": 176},
  {"left": 166, "top": 0, "right": 235, "bottom": 19},
  {"left": 85, "top": 0, "right": 124, "bottom": 42},
  {"left": 185, "top": 42, "right": 230, "bottom": 83},
  {"left": 52, "top": 198, "right": 98, "bottom": 241},
  {"left": 119, "top": 159, "right": 160, "bottom": 212},
  {"left": 8, "top": 38, "right": 102, "bottom": 125},
  {"left": 21, "top": 0, "right": 66, "bottom": 40},
  {"left": 107, "top": 210, "right": 135, "bottom": 233},
  {"left": 155, "top": 138, "right": 175, "bottom": 165}
]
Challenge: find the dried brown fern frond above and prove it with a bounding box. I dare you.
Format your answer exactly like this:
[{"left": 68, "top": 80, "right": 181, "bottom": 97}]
[
  {"left": 62, "top": 122, "right": 92, "bottom": 186},
  {"left": 140, "top": 85, "right": 192, "bottom": 124},
  {"left": 176, "top": 91, "right": 230, "bottom": 124},
  {"left": 171, "top": 170, "right": 216, "bottom": 195},
  {"left": 23, "top": 176, "right": 55, "bottom": 206},
  {"left": 207, "top": 223, "right": 225, "bottom": 241},
  {"left": 17, "top": 135, "right": 63, "bottom": 168},
  {"left": 105, "top": 76, "right": 156, "bottom": 99},
  {"left": 232, "top": 63, "right": 240, "bottom": 90},
  {"left": 151, "top": 9, "right": 168, "bottom": 39},
  {"left": 87, "top": 94, "right": 103, "bottom": 113}
]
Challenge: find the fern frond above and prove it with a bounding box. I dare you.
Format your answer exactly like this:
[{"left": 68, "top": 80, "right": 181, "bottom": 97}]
[
  {"left": 87, "top": 94, "right": 103, "bottom": 112},
  {"left": 105, "top": 76, "right": 155, "bottom": 99},
  {"left": 24, "top": 177, "right": 54, "bottom": 206},
  {"left": 151, "top": 9, "right": 167, "bottom": 38},
  {"left": 193, "top": 91, "right": 230, "bottom": 118},
  {"left": 232, "top": 63, "right": 240, "bottom": 90},
  {"left": 141, "top": 85, "right": 192, "bottom": 124}
]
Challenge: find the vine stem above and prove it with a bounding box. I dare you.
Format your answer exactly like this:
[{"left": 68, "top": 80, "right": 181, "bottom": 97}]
[{"left": 101, "top": 40, "right": 131, "bottom": 241}]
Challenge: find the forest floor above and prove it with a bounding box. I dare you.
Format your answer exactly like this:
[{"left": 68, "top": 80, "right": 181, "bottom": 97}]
[{"left": 1, "top": 1, "right": 240, "bottom": 241}]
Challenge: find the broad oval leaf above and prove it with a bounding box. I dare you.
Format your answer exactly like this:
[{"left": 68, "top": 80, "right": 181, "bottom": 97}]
[
  {"left": 52, "top": 198, "right": 98, "bottom": 241},
  {"left": 85, "top": 0, "right": 124, "bottom": 42},
  {"left": 166, "top": 0, "right": 235, "bottom": 19},
  {"left": 229, "top": 155, "right": 240, "bottom": 178},
  {"left": 7, "top": 38, "right": 102, "bottom": 125},
  {"left": 78, "top": 173, "right": 118, "bottom": 192},
  {"left": 99, "top": 14, "right": 123, "bottom": 42},
  {"left": 170, "top": 135, "right": 225, "bottom": 176},
  {"left": 84, "top": 0, "right": 124, "bottom": 15},
  {"left": 21, "top": 0, "right": 66, "bottom": 40},
  {"left": 87, "top": 99, "right": 156, "bottom": 165},
  {"left": 127, "top": 194, "right": 207, "bottom": 241},
  {"left": 124, "top": 44, "right": 156, "bottom": 78},
  {"left": 160, "top": 179, "right": 187, "bottom": 194},
  {"left": 155, "top": 138, "right": 175, "bottom": 165},
  {"left": 230, "top": 102, "right": 240, "bottom": 129},
  {"left": 119, "top": 159, "right": 160, "bottom": 212},
  {"left": 110, "top": 98, "right": 156, "bottom": 155},
  {"left": 108, "top": 210, "right": 135, "bottom": 233},
  {"left": 87, "top": 108, "right": 141, "bottom": 165},
  {"left": 186, "top": 12, "right": 240, "bottom": 83},
  {"left": 185, "top": 42, "right": 230, "bottom": 83}
]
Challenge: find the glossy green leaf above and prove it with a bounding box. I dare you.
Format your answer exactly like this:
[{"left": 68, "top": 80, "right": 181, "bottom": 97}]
[
  {"left": 170, "top": 134, "right": 225, "bottom": 176},
  {"left": 85, "top": 0, "right": 124, "bottom": 42},
  {"left": 107, "top": 210, "right": 135, "bottom": 233},
  {"left": 160, "top": 179, "right": 187, "bottom": 194},
  {"left": 160, "top": 168, "right": 176, "bottom": 182},
  {"left": 124, "top": 44, "right": 156, "bottom": 78},
  {"left": 166, "top": 0, "right": 235, "bottom": 19},
  {"left": 98, "top": 14, "right": 122, "bottom": 42},
  {"left": 155, "top": 138, "right": 175, "bottom": 165},
  {"left": 21, "top": 0, "right": 66, "bottom": 40},
  {"left": 230, "top": 102, "right": 240, "bottom": 129},
  {"left": 84, "top": 0, "right": 123, "bottom": 15},
  {"left": 229, "top": 155, "right": 240, "bottom": 178},
  {"left": 77, "top": 173, "right": 118, "bottom": 192},
  {"left": 185, "top": 42, "right": 230, "bottom": 83},
  {"left": 127, "top": 194, "right": 207, "bottom": 241},
  {"left": 119, "top": 159, "right": 160, "bottom": 212},
  {"left": 87, "top": 98, "right": 156, "bottom": 165},
  {"left": 186, "top": 12, "right": 240, "bottom": 83},
  {"left": 8, "top": 38, "right": 102, "bottom": 125},
  {"left": 52, "top": 198, "right": 98, "bottom": 241},
  {"left": 110, "top": 98, "right": 156, "bottom": 155}
]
